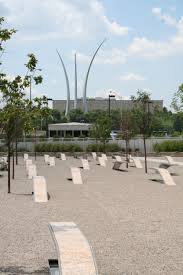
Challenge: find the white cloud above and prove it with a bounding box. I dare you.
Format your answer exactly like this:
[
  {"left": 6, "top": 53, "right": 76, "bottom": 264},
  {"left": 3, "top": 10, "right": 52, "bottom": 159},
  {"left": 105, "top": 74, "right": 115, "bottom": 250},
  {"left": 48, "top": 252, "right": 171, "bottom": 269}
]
[
  {"left": 0, "top": 0, "right": 129, "bottom": 41},
  {"left": 120, "top": 73, "right": 145, "bottom": 81},
  {"left": 127, "top": 10, "right": 183, "bottom": 59},
  {"left": 74, "top": 48, "right": 127, "bottom": 65},
  {"left": 152, "top": 7, "right": 177, "bottom": 26}
]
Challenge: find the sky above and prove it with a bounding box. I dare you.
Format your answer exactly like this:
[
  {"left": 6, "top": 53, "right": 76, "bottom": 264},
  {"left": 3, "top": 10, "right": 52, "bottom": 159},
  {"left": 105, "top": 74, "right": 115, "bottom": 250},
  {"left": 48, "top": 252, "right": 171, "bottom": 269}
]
[{"left": 0, "top": 0, "right": 183, "bottom": 108}]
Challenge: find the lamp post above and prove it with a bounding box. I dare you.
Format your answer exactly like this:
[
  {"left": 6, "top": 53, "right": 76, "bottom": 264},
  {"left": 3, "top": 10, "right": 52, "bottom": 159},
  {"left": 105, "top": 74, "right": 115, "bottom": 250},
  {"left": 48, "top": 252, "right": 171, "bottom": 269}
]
[{"left": 108, "top": 92, "right": 115, "bottom": 117}]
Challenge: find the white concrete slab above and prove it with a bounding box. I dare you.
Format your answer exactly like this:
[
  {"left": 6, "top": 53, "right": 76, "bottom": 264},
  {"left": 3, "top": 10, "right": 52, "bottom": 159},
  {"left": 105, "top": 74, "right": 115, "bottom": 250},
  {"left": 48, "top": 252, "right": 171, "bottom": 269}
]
[
  {"left": 92, "top": 152, "right": 97, "bottom": 160},
  {"left": 44, "top": 154, "right": 49, "bottom": 163},
  {"left": 24, "top": 154, "right": 29, "bottom": 161},
  {"left": 33, "top": 176, "right": 48, "bottom": 202},
  {"left": 81, "top": 159, "right": 90, "bottom": 170},
  {"left": 25, "top": 159, "right": 33, "bottom": 172},
  {"left": 151, "top": 167, "right": 176, "bottom": 186},
  {"left": 132, "top": 158, "right": 143, "bottom": 169},
  {"left": 27, "top": 165, "right": 37, "bottom": 180},
  {"left": 49, "top": 157, "right": 55, "bottom": 166},
  {"left": 49, "top": 222, "right": 97, "bottom": 275},
  {"left": 98, "top": 157, "right": 106, "bottom": 167},
  {"left": 71, "top": 167, "right": 83, "bottom": 184},
  {"left": 115, "top": 156, "right": 122, "bottom": 162},
  {"left": 165, "top": 156, "right": 183, "bottom": 166},
  {"left": 101, "top": 153, "right": 107, "bottom": 161},
  {"left": 61, "top": 153, "right": 66, "bottom": 160}
]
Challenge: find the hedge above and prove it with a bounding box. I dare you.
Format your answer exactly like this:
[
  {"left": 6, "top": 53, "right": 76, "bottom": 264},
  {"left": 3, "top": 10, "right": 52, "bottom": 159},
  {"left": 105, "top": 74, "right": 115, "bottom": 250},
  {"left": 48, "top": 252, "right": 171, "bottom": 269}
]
[
  {"left": 35, "top": 143, "right": 83, "bottom": 152},
  {"left": 153, "top": 140, "right": 183, "bottom": 152},
  {"left": 86, "top": 143, "right": 124, "bottom": 152}
]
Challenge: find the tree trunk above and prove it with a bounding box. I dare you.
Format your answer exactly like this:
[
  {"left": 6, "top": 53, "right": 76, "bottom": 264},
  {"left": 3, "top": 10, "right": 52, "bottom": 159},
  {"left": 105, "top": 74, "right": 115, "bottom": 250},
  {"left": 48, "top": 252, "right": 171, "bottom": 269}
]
[
  {"left": 15, "top": 137, "right": 18, "bottom": 165},
  {"left": 12, "top": 146, "right": 15, "bottom": 180},
  {"left": 8, "top": 142, "right": 11, "bottom": 193},
  {"left": 143, "top": 136, "right": 147, "bottom": 173},
  {"left": 125, "top": 139, "right": 129, "bottom": 168},
  {"left": 34, "top": 129, "right": 37, "bottom": 161}
]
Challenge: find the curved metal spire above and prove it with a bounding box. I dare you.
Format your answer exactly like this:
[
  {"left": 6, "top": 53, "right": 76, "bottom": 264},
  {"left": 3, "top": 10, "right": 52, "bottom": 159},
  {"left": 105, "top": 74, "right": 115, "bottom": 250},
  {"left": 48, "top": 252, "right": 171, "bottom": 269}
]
[
  {"left": 74, "top": 53, "right": 77, "bottom": 109},
  {"left": 83, "top": 39, "right": 106, "bottom": 113},
  {"left": 56, "top": 49, "right": 70, "bottom": 116}
]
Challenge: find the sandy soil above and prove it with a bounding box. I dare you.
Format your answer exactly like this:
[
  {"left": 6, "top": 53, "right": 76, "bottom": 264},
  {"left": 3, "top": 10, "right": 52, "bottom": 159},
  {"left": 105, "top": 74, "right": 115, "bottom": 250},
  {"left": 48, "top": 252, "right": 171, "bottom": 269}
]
[{"left": 0, "top": 155, "right": 183, "bottom": 275}]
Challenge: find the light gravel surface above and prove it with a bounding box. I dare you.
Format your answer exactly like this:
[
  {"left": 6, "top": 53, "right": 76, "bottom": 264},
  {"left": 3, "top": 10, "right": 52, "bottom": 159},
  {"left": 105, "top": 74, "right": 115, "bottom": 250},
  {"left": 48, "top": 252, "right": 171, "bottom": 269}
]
[{"left": 0, "top": 156, "right": 183, "bottom": 275}]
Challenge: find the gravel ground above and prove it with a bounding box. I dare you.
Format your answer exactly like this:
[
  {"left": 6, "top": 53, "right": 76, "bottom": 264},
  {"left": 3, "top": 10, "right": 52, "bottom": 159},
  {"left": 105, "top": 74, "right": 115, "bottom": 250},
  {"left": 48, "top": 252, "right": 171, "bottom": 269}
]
[{"left": 0, "top": 155, "right": 183, "bottom": 275}]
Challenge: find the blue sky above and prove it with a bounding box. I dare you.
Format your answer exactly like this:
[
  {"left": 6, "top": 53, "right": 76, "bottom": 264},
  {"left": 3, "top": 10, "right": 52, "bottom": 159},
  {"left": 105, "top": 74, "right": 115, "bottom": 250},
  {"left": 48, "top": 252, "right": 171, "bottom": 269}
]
[{"left": 0, "top": 0, "right": 183, "bottom": 108}]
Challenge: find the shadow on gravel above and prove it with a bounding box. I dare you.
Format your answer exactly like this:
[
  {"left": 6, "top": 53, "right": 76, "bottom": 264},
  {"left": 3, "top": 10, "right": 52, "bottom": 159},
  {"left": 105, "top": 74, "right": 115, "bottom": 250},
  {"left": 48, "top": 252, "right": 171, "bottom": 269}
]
[
  {"left": 11, "top": 193, "right": 32, "bottom": 196},
  {"left": 0, "top": 266, "right": 49, "bottom": 274}
]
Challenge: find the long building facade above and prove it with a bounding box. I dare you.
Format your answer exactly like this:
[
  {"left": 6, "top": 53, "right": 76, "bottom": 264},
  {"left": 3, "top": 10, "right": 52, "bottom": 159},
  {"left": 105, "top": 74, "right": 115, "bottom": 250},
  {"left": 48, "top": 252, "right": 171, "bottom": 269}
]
[{"left": 53, "top": 98, "right": 163, "bottom": 113}]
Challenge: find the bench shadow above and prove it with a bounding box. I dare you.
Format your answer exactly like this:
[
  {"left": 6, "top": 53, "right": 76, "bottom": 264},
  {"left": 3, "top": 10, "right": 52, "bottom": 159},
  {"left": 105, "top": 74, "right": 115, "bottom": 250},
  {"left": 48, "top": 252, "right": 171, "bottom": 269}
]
[
  {"left": 0, "top": 266, "right": 49, "bottom": 274},
  {"left": 67, "top": 178, "right": 73, "bottom": 181},
  {"left": 150, "top": 179, "right": 164, "bottom": 184}
]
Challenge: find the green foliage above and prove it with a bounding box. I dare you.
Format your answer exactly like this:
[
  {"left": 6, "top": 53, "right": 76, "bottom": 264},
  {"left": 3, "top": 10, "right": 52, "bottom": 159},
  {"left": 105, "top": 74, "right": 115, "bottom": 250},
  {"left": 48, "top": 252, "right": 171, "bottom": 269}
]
[
  {"left": 153, "top": 140, "right": 183, "bottom": 152},
  {"left": 90, "top": 116, "right": 111, "bottom": 148},
  {"left": 35, "top": 143, "right": 83, "bottom": 152},
  {"left": 171, "top": 83, "right": 183, "bottom": 112},
  {"left": 152, "top": 107, "right": 174, "bottom": 135},
  {"left": 86, "top": 143, "right": 123, "bottom": 152}
]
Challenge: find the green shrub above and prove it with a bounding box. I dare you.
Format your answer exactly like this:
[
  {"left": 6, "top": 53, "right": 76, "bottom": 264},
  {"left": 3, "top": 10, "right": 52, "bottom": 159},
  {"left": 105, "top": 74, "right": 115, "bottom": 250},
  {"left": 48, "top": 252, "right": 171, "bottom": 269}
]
[
  {"left": 153, "top": 140, "right": 183, "bottom": 152},
  {"left": 35, "top": 143, "right": 83, "bottom": 152},
  {"left": 86, "top": 143, "right": 123, "bottom": 152}
]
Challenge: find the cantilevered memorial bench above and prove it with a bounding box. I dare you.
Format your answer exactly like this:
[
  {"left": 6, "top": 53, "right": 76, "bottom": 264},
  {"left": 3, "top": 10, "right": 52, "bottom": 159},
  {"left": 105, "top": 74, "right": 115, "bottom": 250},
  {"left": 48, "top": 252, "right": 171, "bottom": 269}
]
[
  {"left": 48, "top": 222, "right": 98, "bottom": 275},
  {"left": 131, "top": 157, "right": 143, "bottom": 169},
  {"left": 115, "top": 155, "right": 122, "bottom": 162},
  {"left": 112, "top": 160, "right": 127, "bottom": 171},
  {"left": 101, "top": 153, "right": 107, "bottom": 161},
  {"left": 33, "top": 176, "right": 48, "bottom": 202},
  {"left": 27, "top": 164, "right": 37, "bottom": 179},
  {"left": 92, "top": 152, "right": 97, "bottom": 160},
  {"left": 81, "top": 159, "right": 90, "bottom": 170},
  {"left": 70, "top": 167, "right": 83, "bottom": 184},
  {"left": 98, "top": 157, "right": 106, "bottom": 167},
  {"left": 60, "top": 153, "right": 66, "bottom": 161},
  {"left": 48, "top": 157, "right": 56, "bottom": 166},
  {"left": 25, "top": 159, "right": 33, "bottom": 172},
  {"left": 165, "top": 156, "right": 183, "bottom": 166},
  {"left": 44, "top": 154, "right": 50, "bottom": 164},
  {"left": 150, "top": 167, "right": 176, "bottom": 186},
  {"left": 24, "top": 153, "right": 29, "bottom": 161}
]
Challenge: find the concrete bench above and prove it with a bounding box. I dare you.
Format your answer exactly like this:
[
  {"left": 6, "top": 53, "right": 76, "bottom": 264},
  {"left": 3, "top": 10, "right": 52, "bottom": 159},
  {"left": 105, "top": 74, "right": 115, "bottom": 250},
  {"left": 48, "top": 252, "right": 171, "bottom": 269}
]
[
  {"left": 33, "top": 176, "right": 48, "bottom": 202},
  {"left": 44, "top": 154, "right": 50, "bottom": 163},
  {"left": 25, "top": 159, "right": 33, "bottom": 171},
  {"left": 92, "top": 152, "right": 97, "bottom": 160},
  {"left": 24, "top": 153, "right": 29, "bottom": 161},
  {"left": 112, "top": 161, "right": 127, "bottom": 171},
  {"left": 71, "top": 167, "right": 83, "bottom": 184},
  {"left": 49, "top": 157, "right": 55, "bottom": 166},
  {"left": 151, "top": 167, "right": 176, "bottom": 186},
  {"left": 60, "top": 153, "right": 66, "bottom": 160},
  {"left": 98, "top": 157, "right": 106, "bottom": 167},
  {"left": 48, "top": 222, "right": 98, "bottom": 275},
  {"left": 165, "top": 156, "right": 183, "bottom": 166},
  {"left": 115, "top": 156, "right": 122, "bottom": 162},
  {"left": 101, "top": 153, "right": 107, "bottom": 161},
  {"left": 27, "top": 165, "right": 37, "bottom": 179},
  {"left": 131, "top": 157, "right": 143, "bottom": 169},
  {"left": 81, "top": 159, "right": 90, "bottom": 170}
]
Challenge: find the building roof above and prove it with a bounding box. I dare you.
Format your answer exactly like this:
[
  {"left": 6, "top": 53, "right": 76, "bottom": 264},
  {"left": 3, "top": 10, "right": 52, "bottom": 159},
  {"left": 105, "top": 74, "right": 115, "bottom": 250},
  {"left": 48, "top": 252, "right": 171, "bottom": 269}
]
[{"left": 48, "top": 122, "right": 91, "bottom": 131}]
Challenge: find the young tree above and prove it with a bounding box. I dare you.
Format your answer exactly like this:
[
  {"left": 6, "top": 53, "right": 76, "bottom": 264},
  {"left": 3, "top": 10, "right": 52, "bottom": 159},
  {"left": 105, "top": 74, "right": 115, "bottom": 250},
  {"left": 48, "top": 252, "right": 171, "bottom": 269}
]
[
  {"left": 91, "top": 116, "right": 111, "bottom": 152},
  {"left": 120, "top": 110, "right": 137, "bottom": 168},
  {"left": 0, "top": 17, "right": 46, "bottom": 193},
  {"left": 131, "top": 90, "right": 153, "bottom": 173}
]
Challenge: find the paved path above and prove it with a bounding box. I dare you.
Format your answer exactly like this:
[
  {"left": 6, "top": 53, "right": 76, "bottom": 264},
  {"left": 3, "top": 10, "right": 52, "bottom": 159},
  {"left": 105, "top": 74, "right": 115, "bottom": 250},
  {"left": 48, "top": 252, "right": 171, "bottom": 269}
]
[{"left": 0, "top": 156, "right": 183, "bottom": 274}]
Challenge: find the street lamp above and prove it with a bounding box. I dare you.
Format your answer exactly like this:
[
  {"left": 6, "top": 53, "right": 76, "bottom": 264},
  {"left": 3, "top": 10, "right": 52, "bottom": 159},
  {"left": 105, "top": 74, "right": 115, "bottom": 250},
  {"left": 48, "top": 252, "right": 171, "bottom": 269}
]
[{"left": 108, "top": 92, "right": 115, "bottom": 117}]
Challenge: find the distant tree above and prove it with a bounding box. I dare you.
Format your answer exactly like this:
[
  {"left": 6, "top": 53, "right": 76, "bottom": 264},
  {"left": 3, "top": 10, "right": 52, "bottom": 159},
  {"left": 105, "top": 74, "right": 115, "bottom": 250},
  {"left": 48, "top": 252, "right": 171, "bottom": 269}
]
[
  {"left": 151, "top": 106, "right": 174, "bottom": 135},
  {"left": 91, "top": 116, "right": 111, "bottom": 152},
  {"left": 171, "top": 83, "right": 183, "bottom": 112},
  {"left": 131, "top": 90, "right": 153, "bottom": 173},
  {"left": 68, "top": 108, "right": 85, "bottom": 122}
]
